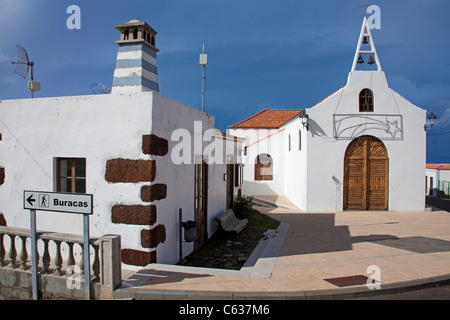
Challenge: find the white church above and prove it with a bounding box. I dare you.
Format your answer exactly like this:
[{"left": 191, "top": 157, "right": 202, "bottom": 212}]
[{"left": 229, "top": 16, "right": 428, "bottom": 212}]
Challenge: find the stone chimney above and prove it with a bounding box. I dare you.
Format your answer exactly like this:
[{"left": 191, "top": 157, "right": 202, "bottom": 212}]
[{"left": 111, "top": 19, "right": 159, "bottom": 94}]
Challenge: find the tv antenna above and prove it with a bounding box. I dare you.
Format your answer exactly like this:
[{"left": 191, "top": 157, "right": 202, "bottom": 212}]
[
  {"left": 199, "top": 44, "right": 208, "bottom": 112},
  {"left": 91, "top": 83, "right": 111, "bottom": 94},
  {"left": 11, "top": 45, "right": 40, "bottom": 98}
]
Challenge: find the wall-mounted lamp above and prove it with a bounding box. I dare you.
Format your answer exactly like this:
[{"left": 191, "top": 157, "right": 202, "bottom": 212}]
[
  {"left": 424, "top": 112, "right": 437, "bottom": 130},
  {"left": 299, "top": 110, "right": 309, "bottom": 130}
]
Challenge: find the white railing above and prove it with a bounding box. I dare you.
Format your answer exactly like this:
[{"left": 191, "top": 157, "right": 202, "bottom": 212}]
[{"left": 0, "top": 226, "right": 121, "bottom": 299}]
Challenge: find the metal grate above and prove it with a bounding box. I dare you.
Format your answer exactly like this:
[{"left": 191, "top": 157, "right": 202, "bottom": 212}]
[{"left": 324, "top": 275, "right": 369, "bottom": 287}]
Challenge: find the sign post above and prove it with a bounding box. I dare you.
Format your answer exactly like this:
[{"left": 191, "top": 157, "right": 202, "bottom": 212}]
[
  {"left": 24, "top": 191, "right": 93, "bottom": 300},
  {"left": 29, "top": 209, "right": 38, "bottom": 300},
  {"left": 83, "top": 213, "right": 90, "bottom": 300}
]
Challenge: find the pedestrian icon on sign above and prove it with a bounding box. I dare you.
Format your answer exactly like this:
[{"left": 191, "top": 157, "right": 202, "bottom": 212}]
[{"left": 39, "top": 194, "right": 49, "bottom": 208}]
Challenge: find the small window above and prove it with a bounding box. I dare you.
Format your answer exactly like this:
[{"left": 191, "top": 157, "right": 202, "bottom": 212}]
[
  {"left": 299, "top": 130, "right": 302, "bottom": 151},
  {"left": 359, "top": 89, "right": 374, "bottom": 112},
  {"left": 133, "top": 28, "right": 138, "bottom": 40},
  {"left": 56, "top": 158, "right": 86, "bottom": 193},
  {"left": 234, "top": 164, "right": 244, "bottom": 187},
  {"left": 255, "top": 154, "right": 273, "bottom": 181},
  {"left": 124, "top": 30, "right": 129, "bottom": 41},
  {"left": 288, "top": 134, "right": 291, "bottom": 151}
]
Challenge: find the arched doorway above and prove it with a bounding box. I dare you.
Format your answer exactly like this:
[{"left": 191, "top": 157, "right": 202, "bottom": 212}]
[{"left": 343, "top": 136, "right": 389, "bottom": 210}]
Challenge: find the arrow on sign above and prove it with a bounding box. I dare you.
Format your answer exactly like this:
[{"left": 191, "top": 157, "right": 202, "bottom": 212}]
[{"left": 27, "top": 194, "right": 36, "bottom": 206}]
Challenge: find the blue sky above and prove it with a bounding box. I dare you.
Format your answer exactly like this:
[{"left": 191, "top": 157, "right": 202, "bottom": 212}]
[{"left": 0, "top": 0, "right": 449, "bottom": 162}]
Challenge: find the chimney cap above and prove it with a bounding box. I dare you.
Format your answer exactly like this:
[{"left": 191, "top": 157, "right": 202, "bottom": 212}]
[{"left": 114, "top": 19, "right": 157, "bottom": 35}]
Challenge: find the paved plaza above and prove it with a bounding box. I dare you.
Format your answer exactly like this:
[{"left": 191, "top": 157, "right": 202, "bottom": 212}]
[{"left": 115, "top": 205, "right": 450, "bottom": 299}]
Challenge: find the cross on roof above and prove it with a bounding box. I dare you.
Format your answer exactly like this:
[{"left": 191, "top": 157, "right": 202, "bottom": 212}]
[{"left": 358, "top": 0, "right": 372, "bottom": 17}]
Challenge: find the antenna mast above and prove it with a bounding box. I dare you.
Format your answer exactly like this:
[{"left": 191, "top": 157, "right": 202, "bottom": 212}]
[{"left": 199, "top": 44, "right": 208, "bottom": 112}]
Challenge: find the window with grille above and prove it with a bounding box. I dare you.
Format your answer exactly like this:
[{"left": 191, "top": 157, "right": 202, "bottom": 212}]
[
  {"left": 56, "top": 158, "right": 86, "bottom": 193},
  {"left": 359, "top": 89, "right": 374, "bottom": 112}
]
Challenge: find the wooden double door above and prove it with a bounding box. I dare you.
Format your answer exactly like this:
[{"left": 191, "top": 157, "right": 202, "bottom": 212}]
[{"left": 343, "top": 136, "right": 389, "bottom": 211}]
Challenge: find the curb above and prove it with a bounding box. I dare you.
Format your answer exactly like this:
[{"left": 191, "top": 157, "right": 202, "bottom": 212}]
[{"left": 114, "top": 273, "right": 450, "bottom": 300}]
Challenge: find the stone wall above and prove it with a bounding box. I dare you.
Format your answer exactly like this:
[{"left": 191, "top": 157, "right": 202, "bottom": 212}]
[{"left": 105, "top": 134, "right": 168, "bottom": 266}]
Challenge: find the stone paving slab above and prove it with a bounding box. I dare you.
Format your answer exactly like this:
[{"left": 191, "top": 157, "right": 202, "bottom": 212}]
[{"left": 115, "top": 206, "right": 450, "bottom": 300}]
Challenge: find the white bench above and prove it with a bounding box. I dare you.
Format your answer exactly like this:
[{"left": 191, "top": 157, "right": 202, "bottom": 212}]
[{"left": 216, "top": 209, "right": 248, "bottom": 234}]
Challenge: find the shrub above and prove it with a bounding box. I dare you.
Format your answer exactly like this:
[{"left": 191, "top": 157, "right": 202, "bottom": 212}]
[{"left": 233, "top": 196, "right": 253, "bottom": 219}]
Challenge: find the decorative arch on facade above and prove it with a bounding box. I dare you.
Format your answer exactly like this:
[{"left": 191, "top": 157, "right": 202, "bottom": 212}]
[{"left": 255, "top": 153, "right": 273, "bottom": 181}]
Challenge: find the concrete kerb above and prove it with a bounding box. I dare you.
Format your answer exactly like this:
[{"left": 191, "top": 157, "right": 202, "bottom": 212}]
[{"left": 114, "top": 273, "right": 450, "bottom": 300}]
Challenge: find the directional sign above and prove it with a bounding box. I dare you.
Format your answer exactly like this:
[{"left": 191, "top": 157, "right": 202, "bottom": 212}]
[{"left": 24, "top": 191, "right": 93, "bottom": 215}]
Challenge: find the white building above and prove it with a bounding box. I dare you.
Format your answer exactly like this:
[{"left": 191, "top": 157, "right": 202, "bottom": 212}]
[
  {"left": 426, "top": 164, "right": 450, "bottom": 197},
  {"left": 0, "top": 19, "right": 243, "bottom": 267},
  {"left": 230, "top": 17, "right": 428, "bottom": 212}
]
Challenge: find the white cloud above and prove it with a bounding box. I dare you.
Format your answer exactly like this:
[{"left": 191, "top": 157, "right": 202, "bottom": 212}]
[
  {"left": 0, "top": 74, "right": 19, "bottom": 83},
  {"left": 435, "top": 108, "right": 450, "bottom": 129},
  {"left": 0, "top": 52, "right": 10, "bottom": 63}
]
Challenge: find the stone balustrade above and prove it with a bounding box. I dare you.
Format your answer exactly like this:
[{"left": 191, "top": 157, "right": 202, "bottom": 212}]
[{"left": 0, "top": 226, "right": 121, "bottom": 299}]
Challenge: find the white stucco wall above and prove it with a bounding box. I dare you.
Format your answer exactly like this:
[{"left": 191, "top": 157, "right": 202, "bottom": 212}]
[
  {"left": 425, "top": 168, "right": 438, "bottom": 196},
  {"left": 0, "top": 93, "right": 153, "bottom": 235},
  {"left": 0, "top": 90, "right": 237, "bottom": 266},
  {"left": 282, "top": 119, "right": 308, "bottom": 210},
  {"left": 230, "top": 71, "right": 426, "bottom": 212},
  {"left": 305, "top": 71, "right": 427, "bottom": 212},
  {"left": 426, "top": 168, "right": 450, "bottom": 196},
  {"left": 151, "top": 93, "right": 239, "bottom": 264},
  {"left": 228, "top": 127, "right": 286, "bottom": 197}
]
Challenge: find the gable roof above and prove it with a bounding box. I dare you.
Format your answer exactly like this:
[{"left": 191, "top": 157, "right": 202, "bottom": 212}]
[
  {"left": 230, "top": 108, "right": 304, "bottom": 129},
  {"left": 427, "top": 164, "right": 450, "bottom": 170}
]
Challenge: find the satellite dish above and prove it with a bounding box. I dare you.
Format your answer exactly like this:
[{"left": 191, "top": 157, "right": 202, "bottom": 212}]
[
  {"left": 11, "top": 45, "right": 40, "bottom": 98},
  {"left": 12, "top": 45, "right": 31, "bottom": 78},
  {"left": 91, "top": 83, "right": 111, "bottom": 94}
]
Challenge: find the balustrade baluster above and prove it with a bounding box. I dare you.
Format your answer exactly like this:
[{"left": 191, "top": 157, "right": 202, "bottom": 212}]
[
  {"left": 19, "top": 236, "right": 28, "bottom": 270},
  {"left": 42, "top": 239, "right": 50, "bottom": 273},
  {"left": 8, "top": 234, "right": 17, "bottom": 268},
  {"left": 0, "top": 234, "right": 6, "bottom": 267},
  {"left": 54, "top": 240, "right": 63, "bottom": 275},
  {"left": 92, "top": 244, "right": 100, "bottom": 281},
  {"left": 66, "top": 242, "right": 75, "bottom": 275}
]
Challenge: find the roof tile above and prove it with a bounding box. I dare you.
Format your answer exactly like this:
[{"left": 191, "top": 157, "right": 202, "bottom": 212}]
[
  {"left": 230, "top": 108, "right": 304, "bottom": 129},
  {"left": 427, "top": 164, "right": 450, "bottom": 170}
]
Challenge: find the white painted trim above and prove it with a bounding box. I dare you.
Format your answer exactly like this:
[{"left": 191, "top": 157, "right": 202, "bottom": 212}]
[
  {"left": 116, "top": 51, "right": 158, "bottom": 66},
  {"left": 113, "top": 67, "right": 159, "bottom": 83}
]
